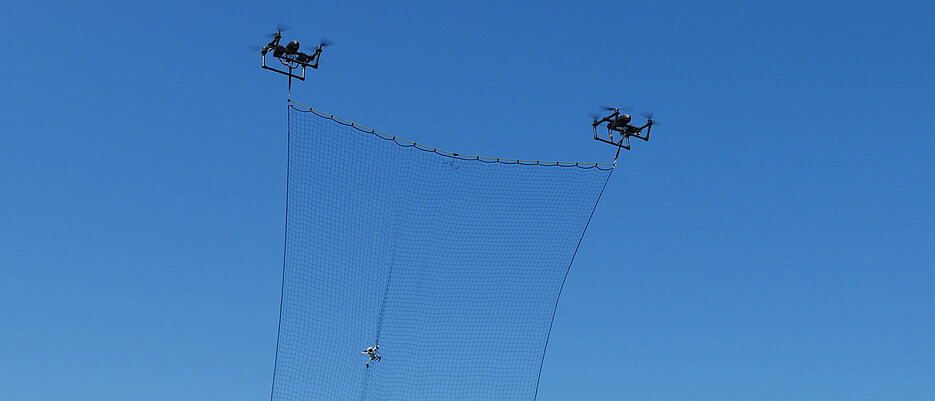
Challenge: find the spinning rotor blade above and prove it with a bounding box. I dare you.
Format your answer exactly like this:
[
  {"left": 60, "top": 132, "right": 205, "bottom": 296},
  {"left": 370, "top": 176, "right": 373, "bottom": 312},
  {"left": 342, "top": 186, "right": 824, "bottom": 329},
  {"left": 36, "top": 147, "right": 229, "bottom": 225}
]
[
  {"left": 600, "top": 105, "right": 632, "bottom": 112},
  {"left": 318, "top": 38, "right": 334, "bottom": 47},
  {"left": 247, "top": 44, "right": 264, "bottom": 52},
  {"left": 266, "top": 23, "right": 292, "bottom": 37},
  {"left": 640, "top": 112, "right": 660, "bottom": 125},
  {"left": 587, "top": 112, "right": 602, "bottom": 120}
]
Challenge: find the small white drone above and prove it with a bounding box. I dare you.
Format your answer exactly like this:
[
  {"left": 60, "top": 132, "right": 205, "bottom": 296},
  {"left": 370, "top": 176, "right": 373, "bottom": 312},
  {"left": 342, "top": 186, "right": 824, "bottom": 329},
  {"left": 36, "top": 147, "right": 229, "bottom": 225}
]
[{"left": 362, "top": 345, "right": 381, "bottom": 368}]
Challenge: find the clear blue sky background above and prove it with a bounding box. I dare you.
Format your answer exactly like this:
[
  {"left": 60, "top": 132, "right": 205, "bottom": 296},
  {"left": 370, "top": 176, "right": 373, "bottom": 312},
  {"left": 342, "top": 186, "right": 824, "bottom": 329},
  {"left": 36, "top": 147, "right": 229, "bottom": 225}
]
[{"left": 2, "top": 1, "right": 933, "bottom": 400}]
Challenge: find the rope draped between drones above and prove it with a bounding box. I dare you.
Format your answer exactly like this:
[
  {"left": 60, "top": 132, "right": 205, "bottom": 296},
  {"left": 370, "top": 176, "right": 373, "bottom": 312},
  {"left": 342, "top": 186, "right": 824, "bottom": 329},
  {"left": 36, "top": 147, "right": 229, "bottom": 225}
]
[{"left": 286, "top": 100, "right": 617, "bottom": 170}]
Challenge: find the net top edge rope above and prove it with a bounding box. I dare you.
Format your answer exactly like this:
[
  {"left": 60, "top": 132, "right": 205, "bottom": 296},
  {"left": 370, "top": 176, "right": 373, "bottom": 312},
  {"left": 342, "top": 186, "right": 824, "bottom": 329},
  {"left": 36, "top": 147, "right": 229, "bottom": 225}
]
[{"left": 288, "top": 100, "right": 616, "bottom": 170}]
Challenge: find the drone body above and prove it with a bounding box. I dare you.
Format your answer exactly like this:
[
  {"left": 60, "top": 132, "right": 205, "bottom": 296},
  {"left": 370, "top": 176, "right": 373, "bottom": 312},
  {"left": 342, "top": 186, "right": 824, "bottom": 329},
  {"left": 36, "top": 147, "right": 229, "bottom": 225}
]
[
  {"left": 591, "top": 106, "right": 654, "bottom": 158},
  {"left": 259, "top": 28, "right": 331, "bottom": 90}
]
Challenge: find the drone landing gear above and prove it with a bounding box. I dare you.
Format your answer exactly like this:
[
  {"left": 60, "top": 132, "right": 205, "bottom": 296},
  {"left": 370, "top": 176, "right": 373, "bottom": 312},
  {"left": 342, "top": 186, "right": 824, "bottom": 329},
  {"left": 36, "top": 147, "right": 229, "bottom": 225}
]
[
  {"left": 593, "top": 126, "right": 631, "bottom": 160},
  {"left": 262, "top": 53, "right": 307, "bottom": 93},
  {"left": 591, "top": 121, "right": 653, "bottom": 160}
]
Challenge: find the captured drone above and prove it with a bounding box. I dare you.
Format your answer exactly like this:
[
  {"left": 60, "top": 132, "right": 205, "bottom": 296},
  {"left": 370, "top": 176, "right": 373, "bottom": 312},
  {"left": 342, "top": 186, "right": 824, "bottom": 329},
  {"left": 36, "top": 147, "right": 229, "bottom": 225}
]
[
  {"left": 591, "top": 106, "right": 655, "bottom": 158},
  {"left": 257, "top": 25, "right": 331, "bottom": 90}
]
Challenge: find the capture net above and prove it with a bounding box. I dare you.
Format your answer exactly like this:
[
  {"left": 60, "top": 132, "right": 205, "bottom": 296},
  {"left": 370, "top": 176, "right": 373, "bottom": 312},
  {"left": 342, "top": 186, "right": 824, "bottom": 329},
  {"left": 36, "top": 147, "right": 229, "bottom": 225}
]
[{"left": 271, "top": 103, "right": 614, "bottom": 401}]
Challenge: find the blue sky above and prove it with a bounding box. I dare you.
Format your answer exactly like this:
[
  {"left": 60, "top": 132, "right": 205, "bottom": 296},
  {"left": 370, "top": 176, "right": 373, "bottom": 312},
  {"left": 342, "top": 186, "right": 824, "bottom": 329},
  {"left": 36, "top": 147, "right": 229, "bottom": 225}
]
[{"left": 1, "top": 1, "right": 933, "bottom": 400}]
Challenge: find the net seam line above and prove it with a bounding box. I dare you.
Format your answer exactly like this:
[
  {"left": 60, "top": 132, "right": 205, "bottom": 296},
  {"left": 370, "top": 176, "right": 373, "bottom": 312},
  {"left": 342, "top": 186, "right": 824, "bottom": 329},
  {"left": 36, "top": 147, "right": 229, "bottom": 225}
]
[
  {"left": 533, "top": 168, "right": 615, "bottom": 400},
  {"left": 287, "top": 100, "right": 615, "bottom": 171}
]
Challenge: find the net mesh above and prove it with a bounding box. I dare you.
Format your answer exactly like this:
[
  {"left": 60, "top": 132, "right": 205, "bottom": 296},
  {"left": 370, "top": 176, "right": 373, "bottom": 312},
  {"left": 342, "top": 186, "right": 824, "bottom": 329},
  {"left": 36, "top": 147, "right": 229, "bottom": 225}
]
[{"left": 271, "top": 104, "right": 613, "bottom": 400}]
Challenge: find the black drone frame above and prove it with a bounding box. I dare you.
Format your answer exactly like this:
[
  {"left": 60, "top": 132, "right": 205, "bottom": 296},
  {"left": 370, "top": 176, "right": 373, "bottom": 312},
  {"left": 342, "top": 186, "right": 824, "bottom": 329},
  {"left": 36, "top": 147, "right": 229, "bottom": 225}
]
[
  {"left": 592, "top": 109, "right": 653, "bottom": 159},
  {"left": 260, "top": 33, "right": 324, "bottom": 90}
]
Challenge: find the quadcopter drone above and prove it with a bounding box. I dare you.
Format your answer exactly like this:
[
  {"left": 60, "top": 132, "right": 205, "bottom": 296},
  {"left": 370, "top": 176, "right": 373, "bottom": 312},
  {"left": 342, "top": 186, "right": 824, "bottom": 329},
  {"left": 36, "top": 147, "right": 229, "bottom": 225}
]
[
  {"left": 591, "top": 106, "right": 655, "bottom": 157},
  {"left": 258, "top": 26, "right": 331, "bottom": 90}
]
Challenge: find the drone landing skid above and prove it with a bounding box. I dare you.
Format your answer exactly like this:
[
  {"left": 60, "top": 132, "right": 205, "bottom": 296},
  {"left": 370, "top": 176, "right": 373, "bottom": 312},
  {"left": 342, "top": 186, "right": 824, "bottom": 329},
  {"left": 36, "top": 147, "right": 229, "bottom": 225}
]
[
  {"left": 593, "top": 126, "right": 631, "bottom": 160},
  {"left": 261, "top": 53, "right": 306, "bottom": 90}
]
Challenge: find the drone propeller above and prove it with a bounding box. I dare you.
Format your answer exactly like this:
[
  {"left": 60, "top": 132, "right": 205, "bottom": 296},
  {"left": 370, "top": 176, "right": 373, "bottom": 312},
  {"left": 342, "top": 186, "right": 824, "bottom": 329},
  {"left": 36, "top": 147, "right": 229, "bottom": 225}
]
[
  {"left": 318, "top": 38, "right": 334, "bottom": 48},
  {"left": 599, "top": 105, "right": 632, "bottom": 112},
  {"left": 640, "top": 112, "right": 660, "bottom": 125},
  {"left": 587, "top": 112, "right": 602, "bottom": 120},
  {"left": 266, "top": 23, "right": 292, "bottom": 38},
  {"left": 247, "top": 44, "right": 264, "bottom": 52}
]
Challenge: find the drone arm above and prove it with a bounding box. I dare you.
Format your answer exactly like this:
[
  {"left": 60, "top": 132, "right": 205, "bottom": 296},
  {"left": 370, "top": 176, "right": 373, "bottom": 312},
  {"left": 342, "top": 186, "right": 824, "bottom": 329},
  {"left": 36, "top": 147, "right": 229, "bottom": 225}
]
[
  {"left": 273, "top": 45, "right": 286, "bottom": 58},
  {"left": 265, "top": 33, "right": 281, "bottom": 52},
  {"left": 593, "top": 113, "right": 615, "bottom": 127},
  {"left": 632, "top": 121, "right": 652, "bottom": 141},
  {"left": 307, "top": 46, "right": 323, "bottom": 69}
]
